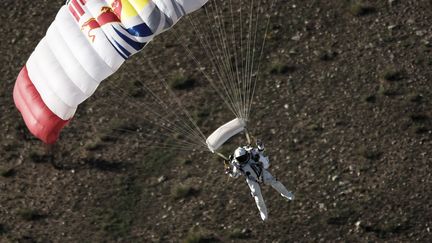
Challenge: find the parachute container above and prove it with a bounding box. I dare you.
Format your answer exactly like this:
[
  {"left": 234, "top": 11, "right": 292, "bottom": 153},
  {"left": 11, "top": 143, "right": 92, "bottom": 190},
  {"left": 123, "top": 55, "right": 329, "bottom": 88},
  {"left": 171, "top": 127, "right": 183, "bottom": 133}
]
[{"left": 206, "top": 118, "right": 246, "bottom": 152}]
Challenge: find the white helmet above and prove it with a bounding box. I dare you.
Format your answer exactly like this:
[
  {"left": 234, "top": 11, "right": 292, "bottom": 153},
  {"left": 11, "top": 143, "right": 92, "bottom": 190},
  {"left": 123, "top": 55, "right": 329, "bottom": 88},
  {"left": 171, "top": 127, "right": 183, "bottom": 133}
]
[{"left": 234, "top": 147, "right": 250, "bottom": 164}]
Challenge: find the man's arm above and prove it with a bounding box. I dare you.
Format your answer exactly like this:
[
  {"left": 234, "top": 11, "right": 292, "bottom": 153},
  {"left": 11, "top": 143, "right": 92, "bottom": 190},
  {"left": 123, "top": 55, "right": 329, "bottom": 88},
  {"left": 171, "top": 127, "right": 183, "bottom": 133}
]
[
  {"left": 259, "top": 154, "right": 270, "bottom": 169},
  {"left": 225, "top": 160, "right": 241, "bottom": 178},
  {"left": 251, "top": 148, "right": 270, "bottom": 169},
  {"left": 229, "top": 166, "right": 241, "bottom": 178}
]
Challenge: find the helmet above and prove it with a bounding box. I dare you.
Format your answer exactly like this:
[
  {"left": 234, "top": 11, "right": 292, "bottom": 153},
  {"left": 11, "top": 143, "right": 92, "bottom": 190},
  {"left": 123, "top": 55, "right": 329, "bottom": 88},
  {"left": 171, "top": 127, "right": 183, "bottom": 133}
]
[{"left": 234, "top": 147, "right": 250, "bottom": 164}]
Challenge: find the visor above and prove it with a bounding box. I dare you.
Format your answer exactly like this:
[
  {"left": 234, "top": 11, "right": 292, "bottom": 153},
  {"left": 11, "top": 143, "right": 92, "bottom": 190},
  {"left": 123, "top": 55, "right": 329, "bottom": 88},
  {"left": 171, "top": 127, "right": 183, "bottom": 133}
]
[{"left": 236, "top": 153, "right": 250, "bottom": 164}]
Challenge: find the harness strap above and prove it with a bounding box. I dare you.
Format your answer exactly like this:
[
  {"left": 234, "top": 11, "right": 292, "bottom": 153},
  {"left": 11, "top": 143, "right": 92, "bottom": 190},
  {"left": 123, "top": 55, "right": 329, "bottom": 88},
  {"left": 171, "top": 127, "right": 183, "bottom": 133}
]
[{"left": 236, "top": 163, "right": 263, "bottom": 184}]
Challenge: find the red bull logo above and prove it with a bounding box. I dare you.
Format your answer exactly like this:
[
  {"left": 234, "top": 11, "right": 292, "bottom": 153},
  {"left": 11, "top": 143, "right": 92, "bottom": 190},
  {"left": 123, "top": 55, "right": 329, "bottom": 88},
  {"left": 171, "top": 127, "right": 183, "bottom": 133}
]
[
  {"left": 69, "top": 0, "right": 123, "bottom": 42},
  {"left": 81, "top": 6, "right": 121, "bottom": 42},
  {"left": 68, "top": 0, "right": 154, "bottom": 59}
]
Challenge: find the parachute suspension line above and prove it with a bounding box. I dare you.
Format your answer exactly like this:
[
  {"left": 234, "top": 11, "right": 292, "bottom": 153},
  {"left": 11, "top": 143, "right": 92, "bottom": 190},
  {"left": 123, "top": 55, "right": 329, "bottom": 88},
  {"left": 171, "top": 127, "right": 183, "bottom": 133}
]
[
  {"left": 146, "top": 59, "right": 208, "bottom": 147},
  {"left": 245, "top": 0, "right": 261, "bottom": 122},
  {"left": 203, "top": 1, "right": 244, "bottom": 119},
  {"left": 135, "top": 85, "right": 209, "bottom": 151},
  {"left": 191, "top": 1, "right": 242, "bottom": 117},
  {"left": 245, "top": 128, "right": 252, "bottom": 145},
  {"left": 99, "top": 130, "right": 208, "bottom": 152},
  {"left": 216, "top": 152, "right": 228, "bottom": 161},
  {"left": 238, "top": 0, "right": 247, "bottom": 120},
  {"left": 171, "top": 31, "right": 238, "bottom": 120},
  {"left": 201, "top": 4, "right": 243, "bottom": 118},
  {"left": 97, "top": 104, "right": 206, "bottom": 152},
  {"left": 210, "top": 0, "right": 251, "bottom": 121},
  {"left": 136, "top": 88, "right": 207, "bottom": 150},
  {"left": 101, "top": 72, "right": 209, "bottom": 152},
  {"left": 104, "top": 87, "right": 208, "bottom": 152},
  {"left": 175, "top": 21, "right": 242, "bottom": 119},
  {"left": 214, "top": 0, "right": 246, "bottom": 120},
  {"left": 211, "top": 1, "right": 244, "bottom": 120},
  {"left": 130, "top": 75, "right": 208, "bottom": 150},
  {"left": 247, "top": 0, "right": 278, "bottom": 120},
  {"left": 243, "top": 0, "right": 255, "bottom": 121},
  {"left": 139, "top": 78, "right": 204, "bottom": 146},
  {"left": 237, "top": 0, "right": 247, "bottom": 119},
  {"left": 220, "top": 0, "right": 248, "bottom": 121},
  {"left": 228, "top": 0, "right": 243, "bottom": 120},
  {"left": 177, "top": 0, "right": 275, "bottom": 125}
]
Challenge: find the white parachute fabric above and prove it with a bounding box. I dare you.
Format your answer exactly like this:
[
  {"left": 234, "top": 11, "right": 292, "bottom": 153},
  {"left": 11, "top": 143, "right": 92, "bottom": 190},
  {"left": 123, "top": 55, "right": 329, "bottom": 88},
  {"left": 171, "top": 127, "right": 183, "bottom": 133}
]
[
  {"left": 25, "top": 0, "right": 208, "bottom": 120},
  {"left": 206, "top": 118, "right": 246, "bottom": 152}
]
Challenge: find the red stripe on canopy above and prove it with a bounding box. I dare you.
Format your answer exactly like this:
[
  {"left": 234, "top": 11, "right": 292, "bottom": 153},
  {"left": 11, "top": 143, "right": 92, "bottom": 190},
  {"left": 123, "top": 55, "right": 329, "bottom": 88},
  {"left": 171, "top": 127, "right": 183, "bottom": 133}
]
[{"left": 13, "top": 66, "right": 70, "bottom": 144}]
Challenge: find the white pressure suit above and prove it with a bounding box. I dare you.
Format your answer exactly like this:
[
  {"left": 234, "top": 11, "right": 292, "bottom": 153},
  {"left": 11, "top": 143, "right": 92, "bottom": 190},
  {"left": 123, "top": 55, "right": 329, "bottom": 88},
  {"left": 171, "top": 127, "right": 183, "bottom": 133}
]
[{"left": 228, "top": 146, "right": 294, "bottom": 221}]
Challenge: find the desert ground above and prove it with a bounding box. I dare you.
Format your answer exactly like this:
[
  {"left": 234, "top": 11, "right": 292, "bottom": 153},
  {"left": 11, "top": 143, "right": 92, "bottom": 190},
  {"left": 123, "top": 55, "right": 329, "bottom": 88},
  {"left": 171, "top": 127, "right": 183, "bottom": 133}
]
[{"left": 1, "top": 0, "right": 432, "bottom": 242}]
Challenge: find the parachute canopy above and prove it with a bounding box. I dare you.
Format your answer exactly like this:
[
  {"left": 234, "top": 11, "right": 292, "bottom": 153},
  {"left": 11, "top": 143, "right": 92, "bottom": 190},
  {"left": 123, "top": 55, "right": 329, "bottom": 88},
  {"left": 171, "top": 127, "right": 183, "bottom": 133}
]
[{"left": 13, "top": 0, "right": 208, "bottom": 144}]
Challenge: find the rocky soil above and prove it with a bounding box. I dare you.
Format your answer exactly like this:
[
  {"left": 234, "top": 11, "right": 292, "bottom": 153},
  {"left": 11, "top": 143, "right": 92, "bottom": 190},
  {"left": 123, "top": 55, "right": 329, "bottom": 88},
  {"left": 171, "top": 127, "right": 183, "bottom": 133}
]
[{"left": 1, "top": 0, "right": 432, "bottom": 242}]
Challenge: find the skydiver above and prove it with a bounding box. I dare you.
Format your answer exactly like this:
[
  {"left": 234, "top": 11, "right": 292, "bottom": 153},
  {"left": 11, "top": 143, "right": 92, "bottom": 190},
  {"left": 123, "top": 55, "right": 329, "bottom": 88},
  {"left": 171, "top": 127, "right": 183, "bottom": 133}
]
[{"left": 224, "top": 140, "right": 294, "bottom": 221}]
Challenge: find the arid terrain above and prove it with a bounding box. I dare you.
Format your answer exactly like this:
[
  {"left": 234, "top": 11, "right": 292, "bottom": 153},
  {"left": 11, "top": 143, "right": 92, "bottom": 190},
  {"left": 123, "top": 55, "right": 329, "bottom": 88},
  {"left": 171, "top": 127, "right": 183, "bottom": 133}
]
[{"left": 1, "top": 0, "right": 432, "bottom": 242}]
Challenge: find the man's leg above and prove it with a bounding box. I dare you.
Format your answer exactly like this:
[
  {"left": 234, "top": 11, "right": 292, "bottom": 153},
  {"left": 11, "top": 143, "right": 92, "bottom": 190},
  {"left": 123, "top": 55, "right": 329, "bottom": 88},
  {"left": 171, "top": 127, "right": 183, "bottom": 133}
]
[
  {"left": 263, "top": 170, "right": 295, "bottom": 200},
  {"left": 246, "top": 178, "right": 268, "bottom": 221}
]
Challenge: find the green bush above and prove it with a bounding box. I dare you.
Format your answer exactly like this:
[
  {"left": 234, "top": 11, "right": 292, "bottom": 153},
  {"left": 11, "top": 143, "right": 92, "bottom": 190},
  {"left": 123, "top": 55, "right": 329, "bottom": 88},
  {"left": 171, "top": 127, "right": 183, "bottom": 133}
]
[
  {"left": 17, "top": 209, "right": 44, "bottom": 221},
  {"left": 0, "top": 223, "right": 6, "bottom": 235},
  {"left": 171, "top": 184, "right": 198, "bottom": 199},
  {"left": 0, "top": 167, "right": 15, "bottom": 177},
  {"left": 316, "top": 50, "right": 337, "bottom": 61},
  {"left": 269, "top": 63, "right": 295, "bottom": 75},
  {"left": 382, "top": 69, "right": 403, "bottom": 82},
  {"left": 169, "top": 76, "right": 196, "bottom": 90},
  {"left": 358, "top": 146, "right": 382, "bottom": 160},
  {"left": 363, "top": 94, "right": 376, "bottom": 103},
  {"left": 229, "top": 228, "right": 251, "bottom": 239},
  {"left": 183, "top": 227, "right": 218, "bottom": 243},
  {"left": 407, "top": 93, "right": 423, "bottom": 103},
  {"left": 349, "top": 2, "right": 375, "bottom": 16}
]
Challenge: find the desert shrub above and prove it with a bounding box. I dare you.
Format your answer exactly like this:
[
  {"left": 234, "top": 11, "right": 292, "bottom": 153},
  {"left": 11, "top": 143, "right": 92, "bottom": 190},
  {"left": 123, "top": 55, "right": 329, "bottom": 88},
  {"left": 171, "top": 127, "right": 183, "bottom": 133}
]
[
  {"left": 169, "top": 76, "right": 196, "bottom": 90},
  {"left": 0, "top": 167, "right": 15, "bottom": 177},
  {"left": 0, "top": 223, "right": 6, "bottom": 235},
  {"left": 171, "top": 184, "right": 198, "bottom": 199},
  {"left": 182, "top": 159, "right": 193, "bottom": 165},
  {"left": 229, "top": 228, "right": 251, "bottom": 239},
  {"left": 411, "top": 125, "right": 430, "bottom": 135},
  {"left": 407, "top": 93, "right": 423, "bottom": 103},
  {"left": 307, "top": 123, "right": 323, "bottom": 132},
  {"left": 381, "top": 68, "right": 404, "bottom": 81},
  {"left": 363, "top": 94, "right": 376, "bottom": 103},
  {"left": 315, "top": 50, "right": 337, "bottom": 61},
  {"left": 17, "top": 209, "right": 44, "bottom": 221},
  {"left": 183, "top": 227, "right": 218, "bottom": 243},
  {"left": 269, "top": 62, "right": 295, "bottom": 75},
  {"left": 349, "top": 1, "right": 375, "bottom": 16},
  {"left": 378, "top": 83, "right": 400, "bottom": 96},
  {"left": 84, "top": 138, "right": 104, "bottom": 151},
  {"left": 358, "top": 146, "right": 382, "bottom": 160},
  {"left": 410, "top": 114, "right": 429, "bottom": 123},
  {"left": 29, "top": 151, "right": 52, "bottom": 163}
]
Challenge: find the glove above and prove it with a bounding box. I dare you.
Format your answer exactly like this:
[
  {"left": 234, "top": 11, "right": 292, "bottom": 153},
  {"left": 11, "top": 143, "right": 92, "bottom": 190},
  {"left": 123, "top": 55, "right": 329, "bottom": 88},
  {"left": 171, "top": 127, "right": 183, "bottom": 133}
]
[
  {"left": 256, "top": 139, "right": 264, "bottom": 151},
  {"left": 224, "top": 161, "right": 231, "bottom": 174}
]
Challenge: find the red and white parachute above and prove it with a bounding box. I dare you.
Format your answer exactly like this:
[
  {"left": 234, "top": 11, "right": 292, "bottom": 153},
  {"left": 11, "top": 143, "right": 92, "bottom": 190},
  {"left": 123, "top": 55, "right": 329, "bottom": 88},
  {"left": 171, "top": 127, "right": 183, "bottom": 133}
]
[{"left": 13, "top": 0, "right": 208, "bottom": 144}]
